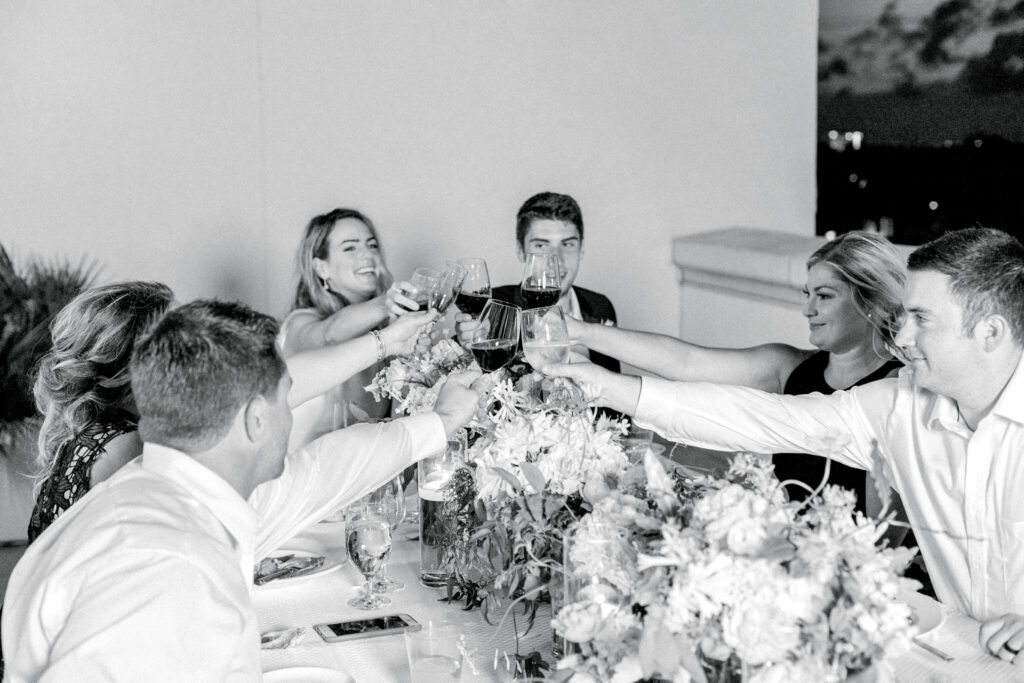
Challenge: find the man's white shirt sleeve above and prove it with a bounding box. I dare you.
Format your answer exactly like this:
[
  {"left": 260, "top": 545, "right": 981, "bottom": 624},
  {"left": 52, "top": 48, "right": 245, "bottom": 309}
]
[
  {"left": 634, "top": 375, "right": 897, "bottom": 472},
  {"left": 250, "top": 413, "right": 445, "bottom": 559}
]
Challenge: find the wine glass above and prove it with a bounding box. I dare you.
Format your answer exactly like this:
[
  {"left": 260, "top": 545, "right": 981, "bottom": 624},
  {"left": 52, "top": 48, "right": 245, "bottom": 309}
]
[
  {"left": 470, "top": 300, "right": 521, "bottom": 373},
  {"left": 430, "top": 262, "right": 467, "bottom": 313},
  {"left": 520, "top": 253, "right": 561, "bottom": 309},
  {"left": 455, "top": 258, "right": 491, "bottom": 316},
  {"left": 521, "top": 306, "right": 570, "bottom": 371},
  {"left": 362, "top": 479, "right": 407, "bottom": 592},
  {"left": 346, "top": 508, "right": 392, "bottom": 610},
  {"left": 410, "top": 268, "right": 441, "bottom": 311}
]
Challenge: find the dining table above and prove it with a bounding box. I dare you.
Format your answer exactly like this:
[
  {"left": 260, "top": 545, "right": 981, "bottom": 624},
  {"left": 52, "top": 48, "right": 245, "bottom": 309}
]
[{"left": 256, "top": 461, "right": 1024, "bottom": 683}]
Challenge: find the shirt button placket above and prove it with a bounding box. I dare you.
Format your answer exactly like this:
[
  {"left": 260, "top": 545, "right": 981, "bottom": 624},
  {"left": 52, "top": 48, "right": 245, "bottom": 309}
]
[{"left": 964, "top": 428, "right": 989, "bottom": 616}]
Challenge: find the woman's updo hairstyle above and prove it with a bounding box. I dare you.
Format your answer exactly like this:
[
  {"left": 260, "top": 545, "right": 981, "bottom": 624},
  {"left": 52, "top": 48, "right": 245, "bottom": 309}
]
[
  {"left": 807, "top": 231, "right": 906, "bottom": 356},
  {"left": 33, "top": 281, "right": 173, "bottom": 485}
]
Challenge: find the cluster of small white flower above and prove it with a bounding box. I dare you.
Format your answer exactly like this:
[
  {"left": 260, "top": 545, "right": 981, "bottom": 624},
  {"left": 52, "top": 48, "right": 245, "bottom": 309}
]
[
  {"left": 364, "top": 338, "right": 473, "bottom": 415},
  {"left": 469, "top": 406, "right": 630, "bottom": 506},
  {"left": 555, "top": 454, "right": 921, "bottom": 683}
]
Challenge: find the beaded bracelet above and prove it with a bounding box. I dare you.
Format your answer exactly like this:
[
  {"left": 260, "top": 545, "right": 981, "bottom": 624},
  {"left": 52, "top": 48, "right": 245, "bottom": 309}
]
[{"left": 370, "top": 330, "right": 386, "bottom": 362}]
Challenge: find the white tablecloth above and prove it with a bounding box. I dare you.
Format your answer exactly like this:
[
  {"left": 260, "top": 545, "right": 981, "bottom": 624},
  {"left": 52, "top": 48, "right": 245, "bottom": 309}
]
[
  {"left": 257, "top": 518, "right": 1024, "bottom": 682},
  {"left": 257, "top": 517, "right": 551, "bottom": 681}
]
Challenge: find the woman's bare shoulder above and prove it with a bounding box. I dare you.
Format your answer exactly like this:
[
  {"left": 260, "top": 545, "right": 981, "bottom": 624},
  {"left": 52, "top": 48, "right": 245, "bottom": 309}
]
[{"left": 749, "top": 343, "right": 816, "bottom": 392}]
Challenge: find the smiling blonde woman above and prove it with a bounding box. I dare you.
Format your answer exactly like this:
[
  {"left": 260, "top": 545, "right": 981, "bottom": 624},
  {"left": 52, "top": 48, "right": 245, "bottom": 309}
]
[{"left": 282, "top": 208, "right": 421, "bottom": 448}]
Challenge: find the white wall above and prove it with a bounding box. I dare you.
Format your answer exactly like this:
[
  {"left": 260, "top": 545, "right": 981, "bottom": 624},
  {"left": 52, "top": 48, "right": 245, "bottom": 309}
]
[
  {"left": 1, "top": 1, "right": 817, "bottom": 337},
  {"left": 0, "top": 1, "right": 267, "bottom": 305}
]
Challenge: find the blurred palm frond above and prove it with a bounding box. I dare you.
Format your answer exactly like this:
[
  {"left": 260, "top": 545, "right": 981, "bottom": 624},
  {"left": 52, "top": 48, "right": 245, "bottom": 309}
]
[{"left": 0, "top": 244, "right": 96, "bottom": 455}]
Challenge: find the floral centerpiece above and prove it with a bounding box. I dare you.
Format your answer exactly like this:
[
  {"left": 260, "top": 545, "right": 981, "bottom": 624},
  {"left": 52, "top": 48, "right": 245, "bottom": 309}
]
[
  {"left": 367, "top": 341, "right": 921, "bottom": 683},
  {"left": 553, "top": 453, "right": 921, "bottom": 683},
  {"left": 367, "top": 338, "right": 635, "bottom": 675}
]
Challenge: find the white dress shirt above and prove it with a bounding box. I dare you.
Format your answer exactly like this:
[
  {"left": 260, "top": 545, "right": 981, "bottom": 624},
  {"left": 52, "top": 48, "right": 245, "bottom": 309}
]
[
  {"left": 1, "top": 414, "right": 444, "bottom": 682},
  {"left": 635, "top": 354, "right": 1024, "bottom": 622}
]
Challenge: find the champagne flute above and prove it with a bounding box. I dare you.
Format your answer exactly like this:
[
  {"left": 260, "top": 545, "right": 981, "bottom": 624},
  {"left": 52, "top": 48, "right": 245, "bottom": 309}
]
[
  {"left": 520, "top": 253, "right": 561, "bottom": 309},
  {"left": 521, "top": 306, "right": 570, "bottom": 371},
  {"left": 363, "top": 479, "right": 407, "bottom": 592},
  {"left": 431, "top": 262, "right": 467, "bottom": 313},
  {"left": 455, "top": 258, "right": 491, "bottom": 316},
  {"left": 346, "top": 508, "right": 392, "bottom": 610},
  {"left": 470, "top": 300, "right": 521, "bottom": 373},
  {"left": 410, "top": 268, "right": 441, "bottom": 311}
]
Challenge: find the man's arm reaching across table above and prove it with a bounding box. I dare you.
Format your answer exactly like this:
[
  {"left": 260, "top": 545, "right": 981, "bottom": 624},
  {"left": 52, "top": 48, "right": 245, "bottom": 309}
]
[
  {"left": 541, "top": 361, "right": 893, "bottom": 473},
  {"left": 251, "top": 370, "right": 481, "bottom": 559}
]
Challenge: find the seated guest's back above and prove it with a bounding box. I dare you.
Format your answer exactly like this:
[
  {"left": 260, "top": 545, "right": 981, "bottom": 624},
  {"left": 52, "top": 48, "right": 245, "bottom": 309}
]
[
  {"left": 1, "top": 300, "right": 480, "bottom": 680},
  {"left": 27, "top": 279, "right": 431, "bottom": 541}
]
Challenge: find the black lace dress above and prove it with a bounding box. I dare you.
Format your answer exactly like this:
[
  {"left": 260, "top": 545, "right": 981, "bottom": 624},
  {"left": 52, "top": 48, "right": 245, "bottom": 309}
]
[
  {"left": 0, "top": 413, "right": 135, "bottom": 677},
  {"left": 27, "top": 411, "right": 137, "bottom": 543}
]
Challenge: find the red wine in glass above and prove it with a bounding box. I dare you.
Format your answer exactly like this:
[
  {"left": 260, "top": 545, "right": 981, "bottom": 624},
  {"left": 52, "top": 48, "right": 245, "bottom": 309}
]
[
  {"left": 455, "top": 291, "right": 490, "bottom": 316},
  {"left": 520, "top": 285, "right": 560, "bottom": 309},
  {"left": 470, "top": 339, "right": 518, "bottom": 372}
]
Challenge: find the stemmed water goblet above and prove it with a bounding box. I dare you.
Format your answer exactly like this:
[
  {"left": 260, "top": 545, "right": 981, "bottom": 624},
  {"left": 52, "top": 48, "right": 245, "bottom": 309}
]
[
  {"left": 361, "top": 478, "right": 407, "bottom": 592},
  {"left": 519, "top": 253, "right": 561, "bottom": 309},
  {"left": 454, "top": 258, "right": 491, "bottom": 316},
  {"left": 346, "top": 506, "right": 392, "bottom": 610}
]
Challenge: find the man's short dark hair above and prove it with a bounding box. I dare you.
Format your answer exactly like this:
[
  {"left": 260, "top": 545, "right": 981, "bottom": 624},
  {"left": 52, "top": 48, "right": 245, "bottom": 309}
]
[
  {"left": 908, "top": 227, "right": 1024, "bottom": 344},
  {"left": 130, "top": 300, "right": 286, "bottom": 452},
  {"left": 515, "top": 192, "right": 584, "bottom": 247}
]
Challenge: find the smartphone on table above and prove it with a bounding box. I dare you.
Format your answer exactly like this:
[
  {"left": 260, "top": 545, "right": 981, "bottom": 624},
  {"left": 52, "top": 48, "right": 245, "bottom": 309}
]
[{"left": 314, "top": 613, "right": 421, "bottom": 643}]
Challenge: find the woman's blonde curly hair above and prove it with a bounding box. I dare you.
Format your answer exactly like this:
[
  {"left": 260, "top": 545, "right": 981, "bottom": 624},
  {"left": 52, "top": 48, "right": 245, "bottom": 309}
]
[
  {"left": 807, "top": 231, "right": 906, "bottom": 358},
  {"left": 32, "top": 281, "right": 173, "bottom": 490}
]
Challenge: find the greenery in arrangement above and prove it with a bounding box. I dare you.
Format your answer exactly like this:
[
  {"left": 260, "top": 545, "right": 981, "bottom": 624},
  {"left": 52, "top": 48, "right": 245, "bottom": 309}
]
[{"left": 0, "top": 243, "right": 94, "bottom": 456}]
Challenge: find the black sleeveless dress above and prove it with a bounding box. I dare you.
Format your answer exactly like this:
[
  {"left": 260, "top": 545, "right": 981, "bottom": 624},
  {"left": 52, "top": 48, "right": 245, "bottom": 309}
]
[
  {"left": 27, "top": 411, "right": 137, "bottom": 543},
  {"left": 771, "top": 351, "right": 901, "bottom": 514}
]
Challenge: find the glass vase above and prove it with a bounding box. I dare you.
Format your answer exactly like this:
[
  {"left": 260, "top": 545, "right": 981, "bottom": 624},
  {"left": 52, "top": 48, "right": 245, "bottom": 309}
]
[
  {"left": 418, "top": 438, "right": 463, "bottom": 587},
  {"left": 554, "top": 525, "right": 623, "bottom": 660}
]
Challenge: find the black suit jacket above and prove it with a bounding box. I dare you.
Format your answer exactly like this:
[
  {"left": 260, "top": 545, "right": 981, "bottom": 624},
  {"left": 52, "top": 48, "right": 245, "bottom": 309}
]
[{"left": 491, "top": 284, "right": 621, "bottom": 374}]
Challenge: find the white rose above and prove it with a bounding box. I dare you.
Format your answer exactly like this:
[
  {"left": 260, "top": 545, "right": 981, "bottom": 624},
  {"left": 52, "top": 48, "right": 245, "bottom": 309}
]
[
  {"left": 749, "top": 658, "right": 831, "bottom": 683},
  {"left": 609, "top": 656, "right": 644, "bottom": 683},
  {"left": 748, "top": 663, "right": 791, "bottom": 683},
  {"left": 726, "top": 518, "right": 768, "bottom": 556},
  {"left": 723, "top": 596, "right": 802, "bottom": 665},
  {"left": 554, "top": 602, "right": 604, "bottom": 643}
]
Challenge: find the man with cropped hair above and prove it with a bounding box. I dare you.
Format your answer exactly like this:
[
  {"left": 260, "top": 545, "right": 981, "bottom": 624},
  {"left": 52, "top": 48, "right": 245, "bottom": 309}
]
[{"left": 2, "top": 300, "right": 481, "bottom": 681}]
